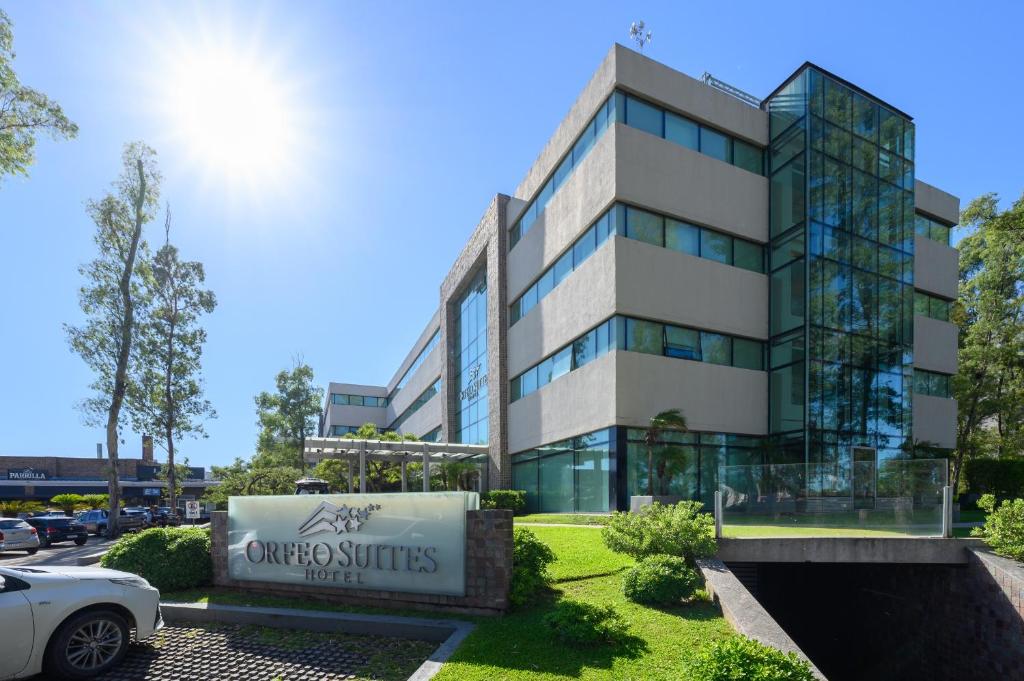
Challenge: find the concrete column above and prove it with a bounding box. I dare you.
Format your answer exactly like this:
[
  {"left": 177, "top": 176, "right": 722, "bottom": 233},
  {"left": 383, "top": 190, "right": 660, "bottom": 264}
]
[
  {"left": 942, "top": 485, "right": 953, "bottom": 538},
  {"left": 714, "top": 490, "right": 723, "bottom": 539},
  {"left": 401, "top": 461, "right": 408, "bottom": 493},
  {"left": 347, "top": 458, "right": 353, "bottom": 494},
  {"left": 422, "top": 446, "right": 430, "bottom": 493},
  {"left": 359, "top": 446, "right": 366, "bottom": 494}
]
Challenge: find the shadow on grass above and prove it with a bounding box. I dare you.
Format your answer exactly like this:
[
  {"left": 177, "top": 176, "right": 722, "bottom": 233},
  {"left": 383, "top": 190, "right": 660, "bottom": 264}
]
[{"left": 552, "top": 566, "right": 629, "bottom": 584}]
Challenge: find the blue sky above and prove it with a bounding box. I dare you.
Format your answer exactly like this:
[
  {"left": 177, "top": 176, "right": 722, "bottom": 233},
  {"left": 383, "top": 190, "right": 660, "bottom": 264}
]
[{"left": 1, "top": 1, "right": 1021, "bottom": 469}]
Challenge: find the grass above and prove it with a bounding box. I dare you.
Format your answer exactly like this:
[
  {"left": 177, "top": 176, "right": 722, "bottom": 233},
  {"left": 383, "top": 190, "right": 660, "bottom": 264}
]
[
  {"left": 516, "top": 513, "right": 611, "bottom": 526},
  {"left": 166, "top": 527, "right": 732, "bottom": 681},
  {"left": 432, "top": 526, "right": 731, "bottom": 681}
]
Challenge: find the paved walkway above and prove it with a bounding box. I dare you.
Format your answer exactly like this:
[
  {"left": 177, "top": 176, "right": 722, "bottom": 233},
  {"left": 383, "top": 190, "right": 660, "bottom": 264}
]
[
  {"left": 0, "top": 538, "right": 112, "bottom": 566},
  {"left": 31, "top": 623, "right": 434, "bottom": 681}
]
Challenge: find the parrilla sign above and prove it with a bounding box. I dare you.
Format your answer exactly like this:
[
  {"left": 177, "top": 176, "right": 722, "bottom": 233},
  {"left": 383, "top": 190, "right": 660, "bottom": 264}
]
[
  {"left": 6, "top": 468, "right": 48, "bottom": 480},
  {"left": 227, "top": 492, "right": 477, "bottom": 596}
]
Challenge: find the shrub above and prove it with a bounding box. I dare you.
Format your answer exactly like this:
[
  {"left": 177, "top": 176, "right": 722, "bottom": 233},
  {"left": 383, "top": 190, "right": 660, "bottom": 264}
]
[
  {"left": 602, "top": 501, "right": 716, "bottom": 563},
  {"left": 622, "top": 554, "right": 702, "bottom": 605},
  {"left": 101, "top": 527, "right": 212, "bottom": 591},
  {"left": 0, "top": 500, "right": 44, "bottom": 517},
  {"left": 973, "top": 494, "right": 1024, "bottom": 561},
  {"left": 688, "top": 636, "right": 815, "bottom": 681},
  {"left": 510, "top": 527, "right": 555, "bottom": 606},
  {"left": 542, "top": 600, "right": 629, "bottom": 646},
  {"left": 81, "top": 494, "right": 110, "bottom": 510},
  {"left": 481, "top": 490, "right": 527, "bottom": 514},
  {"left": 49, "top": 493, "right": 85, "bottom": 515}
]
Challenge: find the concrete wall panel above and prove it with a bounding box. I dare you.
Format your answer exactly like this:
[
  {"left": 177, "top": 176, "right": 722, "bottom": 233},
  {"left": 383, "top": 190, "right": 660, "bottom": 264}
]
[
  {"left": 387, "top": 346, "right": 442, "bottom": 424},
  {"left": 915, "top": 236, "right": 959, "bottom": 300},
  {"left": 914, "top": 317, "right": 958, "bottom": 375},
  {"left": 913, "top": 394, "right": 957, "bottom": 449},
  {"left": 615, "top": 125, "right": 769, "bottom": 243},
  {"left": 915, "top": 180, "right": 960, "bottom": 225}
]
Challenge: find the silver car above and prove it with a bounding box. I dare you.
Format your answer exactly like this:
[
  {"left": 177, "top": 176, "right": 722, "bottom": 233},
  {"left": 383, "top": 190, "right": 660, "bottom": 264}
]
[{"left": 0, "top": 519, "right": 40, "bottom": 555}]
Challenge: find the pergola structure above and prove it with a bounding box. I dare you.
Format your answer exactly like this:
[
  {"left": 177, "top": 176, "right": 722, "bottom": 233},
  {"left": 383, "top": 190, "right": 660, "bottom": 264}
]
[{"left": 303, "top": 437, "right": 491, "bottom": 494}]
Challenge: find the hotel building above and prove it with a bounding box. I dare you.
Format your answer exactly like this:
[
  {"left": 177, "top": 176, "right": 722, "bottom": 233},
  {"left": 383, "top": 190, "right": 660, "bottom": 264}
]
[{"left": 320, "top": 45, "right": 959, "bottom": 513}]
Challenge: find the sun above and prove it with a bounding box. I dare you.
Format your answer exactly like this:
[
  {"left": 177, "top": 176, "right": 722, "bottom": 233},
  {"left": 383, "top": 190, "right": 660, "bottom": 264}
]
[{"left": 161, "top": 44, "right": 301, "bottom": 195}]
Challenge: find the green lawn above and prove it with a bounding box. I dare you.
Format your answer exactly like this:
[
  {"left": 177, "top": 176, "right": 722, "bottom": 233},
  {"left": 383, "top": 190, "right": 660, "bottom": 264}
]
[
  {"left": 433, "top": 526, "right": 731, "bottom": 681},
  {"left": 516, "top": 513, "right": 611, "bottom": 526},
  {"left": 167, "top": 527, "right": 733, "bottom": 681}
]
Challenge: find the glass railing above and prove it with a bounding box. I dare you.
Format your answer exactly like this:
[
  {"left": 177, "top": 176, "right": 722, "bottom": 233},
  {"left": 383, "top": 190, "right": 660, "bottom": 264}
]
[{"left": 718, "top": 458, "right": 948, "bottom": 538}]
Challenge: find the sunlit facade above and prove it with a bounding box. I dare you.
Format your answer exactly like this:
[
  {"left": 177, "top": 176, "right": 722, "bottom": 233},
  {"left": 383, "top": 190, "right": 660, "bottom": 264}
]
[{"left": 320, "top": 46, "right": 960, "bottom": 512}]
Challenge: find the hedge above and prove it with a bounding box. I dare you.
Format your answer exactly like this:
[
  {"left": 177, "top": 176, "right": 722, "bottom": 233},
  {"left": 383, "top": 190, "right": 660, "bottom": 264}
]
[
  {"left": 961, "top": 459, "right": 1024, "bottom": 499},
  {"left": 481, "top": 489, "right": 527, "bottom": 514},
  {"left": 101, "top": 527, "right": 212, "bottom": 592}
]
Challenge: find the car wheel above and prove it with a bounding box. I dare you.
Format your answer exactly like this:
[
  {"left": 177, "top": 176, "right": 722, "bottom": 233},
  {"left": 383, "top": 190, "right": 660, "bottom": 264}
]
[
  {"left": 38, "top": 536, "right": 50, "bottom": 548},
  {"left": 45, "top": 610, "right": 130, "bottom": 680},
  {"left": 25, "top": 548, "right": 38, "bottom": 555},
  {"left": 98, "top": 525, "right": 108, "bottom": 538},
  {"left": 75, "top": 537, "right": 88, "bottom": 546}
]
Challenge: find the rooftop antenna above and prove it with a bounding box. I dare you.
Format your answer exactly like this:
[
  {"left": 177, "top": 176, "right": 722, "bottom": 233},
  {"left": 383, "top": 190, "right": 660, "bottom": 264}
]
[{"left": 629, "top": 21, "right": 652, "bottom": 54}]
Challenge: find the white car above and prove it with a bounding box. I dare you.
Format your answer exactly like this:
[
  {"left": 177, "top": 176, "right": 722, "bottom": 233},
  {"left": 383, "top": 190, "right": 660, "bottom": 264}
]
[
  {"left": 0, "top": 519, "right": 39, "bottom": 555},
  {"left": 0, "top": 565, "right": 163, "bottom": 679}
]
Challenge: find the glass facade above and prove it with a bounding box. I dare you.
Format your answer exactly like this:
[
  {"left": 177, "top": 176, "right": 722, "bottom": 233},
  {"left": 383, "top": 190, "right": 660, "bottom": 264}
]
[
  {"left": 914, "top": 291, "right": 951, "bottom": 322},
  {"left": 391, "top": 330, "right": 440, "bottom": 395},
  {"left": 766, "top": 66, "right": 917, "bottom": 482},
  {"left": 511, "top": 427, "right": 763, "bottom": 512},
  {"left": 453, "top": 269, "right": 488, "bottom": 445}
]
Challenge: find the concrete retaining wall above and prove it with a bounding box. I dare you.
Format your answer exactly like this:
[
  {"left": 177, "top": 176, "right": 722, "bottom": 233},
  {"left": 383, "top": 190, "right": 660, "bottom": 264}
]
[{"left": 210, "top": 509, "right": 513, "bottom": 616}]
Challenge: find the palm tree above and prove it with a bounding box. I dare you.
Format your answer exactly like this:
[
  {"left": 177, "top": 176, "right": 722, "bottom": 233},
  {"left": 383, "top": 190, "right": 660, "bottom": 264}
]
[{"left": 644, "top": 409, "right": 688, "bottom": 496}]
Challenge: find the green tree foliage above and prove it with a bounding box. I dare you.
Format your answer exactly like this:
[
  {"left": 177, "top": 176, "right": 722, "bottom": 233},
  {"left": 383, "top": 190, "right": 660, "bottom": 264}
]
[
  {"left": 65, "top": 142, "right": 161, "bottom": 537},
  {"left": 961, "top": 459, "right": 1024, "bottom": 498},
  {"left": 510, "top": 527, "right": 556, "bottom": 606},
  {"left": 311, "top": 458, "right": 349, "bottom": 492},
  {"left": 481, "top": 490, "right": 526, "bottom": 514},
  {"left": 49, "top": 493, "right": 85, "bottom": 514},
  {"left": 602, "top": 501, "right": 716, "bottom": 564},
  {"left": 973, "top": 494, "right": 1024, "bottom": 561},
  {"left": 128, "top": 209, "right": 216, "bottom": 512},
  {"left": 644, "top": 409, "right": 688, "bottom": 496},
  {"left": 203, "top": 458, "right": 302, "bottom": 508},
  {"left": 0, "top": 9, "right": 78, "bottom": 182},
  {"left": 341, "top": 423, "right": 422, "bottom": 491},
  {"left": 80, "top": 494, "right": 109, "bottom": 510},
  {"left": 101, "top": 527, "right": 212, "bottom": 591},
  {"left": 687, "top": 636, "right": 815, "bottom": 681},
  {"left": 622, "top": 554, "right": 702, "bottom": 605},
  {"left": 254, "top": 362, "right": 323, "bottom": 470},
  {"left": 155, "top": 458, "right": 192, "bottom": 501},
  {"left": 953, "top": 193, "right": 1024, "bottom": 492}
]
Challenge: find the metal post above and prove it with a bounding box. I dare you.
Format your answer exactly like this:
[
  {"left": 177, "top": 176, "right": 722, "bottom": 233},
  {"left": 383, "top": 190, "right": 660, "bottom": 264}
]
[
  {"left": 401, "top": 461, "right": 408, "bottom": 493},
  {"left": 714, "top": 490, "right": 723, "bottom": 539},
  {"left": 942, "top": 485, "right": 953, "bottom": 538},
  {"left": 422, "top": 445, "right": 430, "bottom": 493},
  {"left": 359, "top": 445, "right": 367, "bottom": 494},
  {"left": 347, "top": 458, "right": 353, "bottom": 494}
]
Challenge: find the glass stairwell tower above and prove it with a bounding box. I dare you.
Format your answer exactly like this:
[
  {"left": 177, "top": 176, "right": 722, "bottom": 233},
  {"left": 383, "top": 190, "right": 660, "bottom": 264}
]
[{"left": 765, "top": 65, "right": 916, "bottom": 506}]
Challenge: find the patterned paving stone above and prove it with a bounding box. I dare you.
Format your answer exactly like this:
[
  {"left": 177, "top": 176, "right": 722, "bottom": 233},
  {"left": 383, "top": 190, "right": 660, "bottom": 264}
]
[{"left": 33, "top": 624, "right": 434, "bottom": 681}]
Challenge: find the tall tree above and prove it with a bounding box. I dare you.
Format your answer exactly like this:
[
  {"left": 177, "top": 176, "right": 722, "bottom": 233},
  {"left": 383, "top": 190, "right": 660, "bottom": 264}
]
[
  {"left": 0, "top": 9, "right": 77, "bottom": 181},
  {"left": 952, "top": 192, "right": 1024, "bottom": 493},
  {"left": 644, "top": 408, "right": 688, "bottom": 496},
  {"left": 254, "top": 361, "right": 324, "bottom": 470},
  {"left": 65, "top": 142, "right": 160, "bottom": 538},
  {"left": 128, "top": 208, "right": 217, "bottom": 513}
]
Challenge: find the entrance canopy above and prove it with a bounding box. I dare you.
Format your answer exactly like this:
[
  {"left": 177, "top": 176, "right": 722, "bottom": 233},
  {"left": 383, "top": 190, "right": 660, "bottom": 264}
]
[{"left": 303, "top": 437, "right": 490, "bottom": 493}]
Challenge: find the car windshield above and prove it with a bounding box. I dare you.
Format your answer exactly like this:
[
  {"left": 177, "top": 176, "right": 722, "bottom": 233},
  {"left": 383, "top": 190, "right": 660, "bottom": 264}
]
[{"left": 0, "top": 520, "right": 29, "bottom": 529}]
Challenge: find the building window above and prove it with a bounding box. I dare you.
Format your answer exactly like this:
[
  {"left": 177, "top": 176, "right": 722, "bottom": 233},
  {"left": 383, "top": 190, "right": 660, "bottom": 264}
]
[
  {"left": 330, "top": 393, "right": 388, "bottom": 407},
  {"left": 391, "top": 330, "right": 440, "bottom": 396},
  {"left": 914, "top": 369, "right": 952, "bottom": 398},
  {"left": 914, "top": 291, "right": 952, "bottom": 322},
  {"left": 390, "top": 379, "right": 441, "bottom": 432},
  {"left": 511, "top": 428, "right": 614, "bottom": 513},
  {"left": 511, "top": 316, "right": 765, "bottom": 402},
  {"left": 914, "top": 213, "right": 953, "bottom": 246}
]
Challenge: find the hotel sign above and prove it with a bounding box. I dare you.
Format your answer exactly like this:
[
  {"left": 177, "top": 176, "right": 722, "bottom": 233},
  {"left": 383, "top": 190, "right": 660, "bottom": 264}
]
[
  {"left": 6, "top": 468, "right": 48, "bottom": 481},
  {"left": 228, "top": 492, "right": 478, "bottom": 596}
]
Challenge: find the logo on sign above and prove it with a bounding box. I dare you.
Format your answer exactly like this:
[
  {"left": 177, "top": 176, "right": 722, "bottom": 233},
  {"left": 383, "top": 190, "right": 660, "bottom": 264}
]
[
  {"left": 298, "top": 501, "right": 381, "bottom": 537},
  {"left": 7, "top": 468, "right": 47, "bottom": 480},
  {"left": 459, "top": 363, "right": 487, "bottom": 402}
]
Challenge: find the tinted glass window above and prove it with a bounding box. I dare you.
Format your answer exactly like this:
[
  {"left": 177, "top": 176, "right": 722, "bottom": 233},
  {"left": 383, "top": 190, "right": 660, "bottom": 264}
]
[
  {"left": 734, "top": 239, "right": 764, "bottom": 273},
  {"left": 626, "top": 319, "right": 663, "bottom": 355},
  {"left": 665, "top": 112, "right": 698, "bottom": 150},
  {"left": 700, "top": 127, "right": 730, "bottom": 162},
  {"left": 665, "top": 219, "right": 699, "bottom": 256},
  {"left": 701, "top": 332, "right": 731, "bottom": 365},
  {"left": 733, "top": 139, "right": 762, "bottom": 174},
  {"left": 626, "top": 207, "right": 663, "bottom": 247},
  {"left": 665, "top": 326, "right": 700, "bottom": 360},
  {"left": 573, "top": 226, "right": 596, "bottom": 265},
  {"left": 701, "top": 230, "right": 732, "bottom": 265},
  {"left": 733, "top": 338, "right": 764, "bottom": 370},
  {"left": 626, "top": 96, "right": 663, "bottom": 137}
]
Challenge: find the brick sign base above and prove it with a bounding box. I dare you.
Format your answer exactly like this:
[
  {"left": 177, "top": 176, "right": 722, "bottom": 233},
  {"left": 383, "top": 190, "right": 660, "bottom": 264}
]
[{"left": 210, "top": 509, "right": 512, "bottom": 615}]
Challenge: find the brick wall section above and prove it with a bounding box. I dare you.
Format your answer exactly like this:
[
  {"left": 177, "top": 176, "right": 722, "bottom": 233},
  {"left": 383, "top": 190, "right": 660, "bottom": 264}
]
[
  {"left": 0, "top": 455, "right": 140, "bottom": 479},
  {"left": 210, "top": 509, "right": 513, "bottom": 616}
]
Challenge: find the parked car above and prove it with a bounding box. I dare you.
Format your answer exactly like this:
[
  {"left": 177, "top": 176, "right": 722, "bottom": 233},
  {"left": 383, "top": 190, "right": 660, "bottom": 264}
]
[
  {"left": 0, "top": 520, "right": 40, "bottom": 555},
  {"left": 23, "top": 517, "right": 88, "bottom": 548},
  {"left": 0, "top": 564, "right": 162, "bottom": 679},
  {"left": 76, "top": 510, "right": 145, "bottom": 537},
  {"left": 122, "top": 508, "right": 152, "bottom": 529},
  {"left": 153, "top": 507, "right": 180, "bottom": 527}
]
